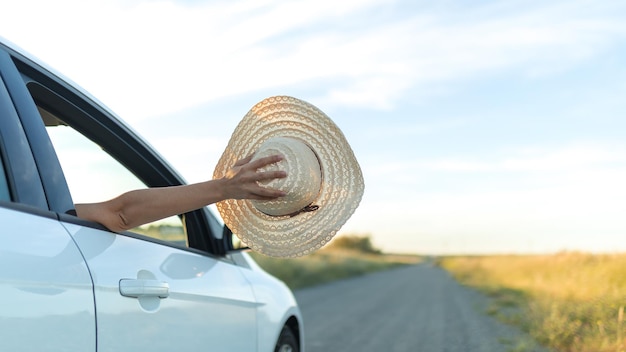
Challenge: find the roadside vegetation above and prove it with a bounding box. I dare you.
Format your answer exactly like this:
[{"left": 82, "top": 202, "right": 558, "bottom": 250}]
[
  {"left": 250, "top": 234, "right": 422, "bottom": 289},
  {"left": 439, "top": 252, "right": 626, "bottom": 352}
]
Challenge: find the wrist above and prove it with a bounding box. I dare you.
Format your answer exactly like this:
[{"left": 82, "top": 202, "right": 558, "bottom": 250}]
[{"left": 211, "top": 177, "right": 230, "bottom": 202}]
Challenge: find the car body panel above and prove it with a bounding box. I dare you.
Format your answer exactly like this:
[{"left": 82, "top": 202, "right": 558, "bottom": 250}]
[
  {"left": 0, "top": 206, "right": 95, "bottom": 351},
  {"left": 234, "top": 251, "right": 305, "bottom": 352}
]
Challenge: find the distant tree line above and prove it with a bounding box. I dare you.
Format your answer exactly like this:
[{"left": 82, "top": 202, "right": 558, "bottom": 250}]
[{"left": 327, "top": 234, "right": 382, "bottom": 254}]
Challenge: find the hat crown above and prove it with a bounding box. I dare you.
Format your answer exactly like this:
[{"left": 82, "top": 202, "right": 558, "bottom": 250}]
[{"left": 251, "top": 137, "right": 322, "bottom": 217}]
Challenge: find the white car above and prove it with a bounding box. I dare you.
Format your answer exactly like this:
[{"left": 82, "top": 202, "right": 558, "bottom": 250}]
[{"left": 0, "top": 37, "right": 303, "bottom": 352}]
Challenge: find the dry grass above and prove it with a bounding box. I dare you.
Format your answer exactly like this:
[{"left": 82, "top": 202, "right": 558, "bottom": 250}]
[
  {"left": 439, "top": 252, "right": 626, "bottom": 352},
  {"left": 250, "top": 248, "right": 422, "bottom": 289}
]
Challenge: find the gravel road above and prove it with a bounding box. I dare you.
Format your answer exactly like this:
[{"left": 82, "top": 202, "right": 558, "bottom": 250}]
[{"left": 294, "top": 263, "right": 550, "bottom": 352}]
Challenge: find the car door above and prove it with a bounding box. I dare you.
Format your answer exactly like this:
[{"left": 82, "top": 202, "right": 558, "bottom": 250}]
[
  {"left": 0, "top": 50, "right": 96, "bottom": 351},
  {"left": 4, "top": 47, "right": 259, "bottom": 352},
  {"left": 64, "top": 222, "right": 259, "bottom": 352}
]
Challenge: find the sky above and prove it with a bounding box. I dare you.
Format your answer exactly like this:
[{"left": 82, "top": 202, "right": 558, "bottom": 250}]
[{"left": 1, "top": 0, "right": 625, "bottom": 254}]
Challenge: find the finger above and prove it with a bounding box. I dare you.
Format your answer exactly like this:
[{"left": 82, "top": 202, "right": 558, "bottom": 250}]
[
  {"left": 256, "top": 170, "right": 287, "bottom": 181},
  {"left": 248, "top": 154, "right": 284, "bottom": 169},
  {"left": 233, "top": 154, "right": 254, "bottom": 167},
  {"left": 251, "top": 186, "right": 286, "bottom": 199}
]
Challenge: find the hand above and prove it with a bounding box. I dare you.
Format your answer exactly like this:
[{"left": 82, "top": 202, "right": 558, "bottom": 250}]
[{"left": 222, "top": 154, "right": 287, "bottom": 200}]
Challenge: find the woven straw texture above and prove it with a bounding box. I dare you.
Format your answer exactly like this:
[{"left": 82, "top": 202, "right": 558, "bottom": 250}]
[
  {"left": 249, "top": 137, "right": 322, "bottom": 216},
  {"left": 213, "top": 96, "right": 364, "bottom": 257}
]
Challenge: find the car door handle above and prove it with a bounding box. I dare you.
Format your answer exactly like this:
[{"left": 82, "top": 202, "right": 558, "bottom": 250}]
[{"left": 119, "top": 279, "right": 169, "bottom": 298}]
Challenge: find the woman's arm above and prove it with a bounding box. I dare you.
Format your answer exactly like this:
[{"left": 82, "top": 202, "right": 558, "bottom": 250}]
[{"left": 74, "top": 154, "right": 286, "bottom": 233}]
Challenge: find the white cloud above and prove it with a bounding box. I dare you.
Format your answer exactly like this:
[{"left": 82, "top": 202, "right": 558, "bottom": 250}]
[
  {"left": 2, "top": 0, "right": 624, "bottom": 120},
  {"left": 348, "top": 164, "right": 626, "bottom": 254},
  {"left": 352, "top": 142, "right": 626, "bottom": 253},
  {"left": 420, "top": 143, "right": 626, "bottom": 173},
  {"left": 502, "top": 144, "right": 626, "bottom": 171}
]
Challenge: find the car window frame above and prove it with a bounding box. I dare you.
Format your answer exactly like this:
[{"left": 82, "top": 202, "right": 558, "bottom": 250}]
[
  {"left": 0, "top": 50, "right": 48, "bottom": 208},
  {"left": 0, "top": 45, "right": 225, "bottom": 256}
]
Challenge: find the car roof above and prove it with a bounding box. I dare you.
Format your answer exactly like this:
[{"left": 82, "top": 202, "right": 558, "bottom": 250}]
[{"left": 0, "top": 37, "right": 114, "bottom": 119}]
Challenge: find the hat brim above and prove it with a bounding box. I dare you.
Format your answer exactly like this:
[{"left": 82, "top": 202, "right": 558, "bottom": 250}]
[{"left": 213, "top": 96, "right": 364, "bottom": 257}]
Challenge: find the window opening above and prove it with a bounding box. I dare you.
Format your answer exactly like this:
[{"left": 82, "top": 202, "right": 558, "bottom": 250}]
[{"left": 39, "top": 105, "right": 187, "bottom": 246}]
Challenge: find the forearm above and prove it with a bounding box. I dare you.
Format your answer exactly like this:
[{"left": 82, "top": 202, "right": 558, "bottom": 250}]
[
  {"left": 76, "top": 179, "right": 227, "bottom": 233},
  {"left": 117, "top": 180, "right": 226, "bottom": 229}
]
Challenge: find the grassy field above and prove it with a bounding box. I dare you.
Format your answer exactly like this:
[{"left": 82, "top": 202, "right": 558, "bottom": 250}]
[
  {"left": 439, "top": 252, "right": 626, "bottom": 352},
  {"left": 250, "top": 248, "right": 422, "bottom": 290}
]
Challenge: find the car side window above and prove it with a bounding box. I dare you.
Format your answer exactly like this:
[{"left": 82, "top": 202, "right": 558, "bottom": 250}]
[{"left": 39, "top": 105, "right": 188, "bottom": 247}]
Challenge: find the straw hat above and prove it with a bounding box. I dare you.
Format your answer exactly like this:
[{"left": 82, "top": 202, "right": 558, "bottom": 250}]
[{"left": 213, "top": 96, "right": 364, "bottom": 257}]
